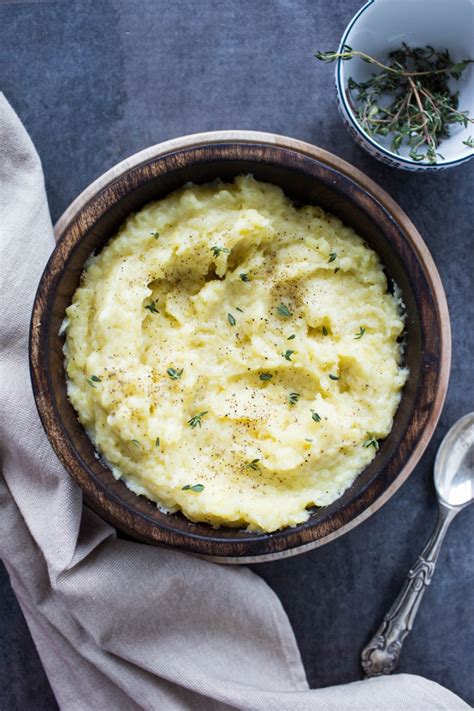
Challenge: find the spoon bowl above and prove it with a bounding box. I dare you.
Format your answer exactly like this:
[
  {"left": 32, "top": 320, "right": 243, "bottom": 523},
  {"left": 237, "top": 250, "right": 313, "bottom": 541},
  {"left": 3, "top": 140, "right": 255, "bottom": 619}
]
[{"left": 435, "top": 412, "right": 474, "bottom": 509}]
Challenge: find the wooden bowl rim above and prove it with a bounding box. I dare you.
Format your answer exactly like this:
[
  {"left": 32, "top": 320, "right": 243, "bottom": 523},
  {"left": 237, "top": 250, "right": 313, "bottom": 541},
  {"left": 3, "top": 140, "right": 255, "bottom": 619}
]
[{"left": 31, "top": 131, "right": 451, "bottom": 563}]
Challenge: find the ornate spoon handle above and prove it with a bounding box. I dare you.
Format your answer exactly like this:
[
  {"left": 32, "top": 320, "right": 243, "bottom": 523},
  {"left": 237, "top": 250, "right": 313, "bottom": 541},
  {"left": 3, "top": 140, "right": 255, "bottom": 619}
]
[{"left": 361, "top": 504, "right": 457, "bottom": 677}]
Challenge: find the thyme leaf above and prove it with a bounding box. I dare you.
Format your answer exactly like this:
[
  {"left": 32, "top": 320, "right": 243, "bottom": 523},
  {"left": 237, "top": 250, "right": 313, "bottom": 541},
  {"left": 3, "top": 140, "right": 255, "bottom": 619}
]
[
  {"left": 288, "top": 392, "right": 300, "bottom": 406},
  {"left": 227, "top": 312, "right": 236, "bottom": 326},
  {"left": 354, "top": 326, "right": 366, "bottom": 339},
  {"left": 277, "top": 303, "right": 292, "bottom": 318},
  {"left": 281, "top": 349, "right": 295, "bottom": 361},
  {"left": 259, "top": 372, "right": 273, "bottom": 381},
  {"left": 182, "top": 483, "right": 205, "bottom": 492}
]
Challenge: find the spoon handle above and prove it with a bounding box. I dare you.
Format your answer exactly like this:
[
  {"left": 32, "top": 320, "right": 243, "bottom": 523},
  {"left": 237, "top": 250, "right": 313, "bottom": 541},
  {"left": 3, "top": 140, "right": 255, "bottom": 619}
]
[{"left": 361, "top": 503, "right": 457, "bottom": 677}]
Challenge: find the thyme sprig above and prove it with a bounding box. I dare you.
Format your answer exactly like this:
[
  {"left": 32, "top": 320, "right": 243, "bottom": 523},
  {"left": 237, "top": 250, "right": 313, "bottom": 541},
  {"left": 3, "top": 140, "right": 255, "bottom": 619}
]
[
  {"left": 315, "top": 43, "right": 473, "bottom": 163},
  {"left": 363, "top": 435, "right": 379, "bottom": 450},
  {"left": 188, "top": 411, "right": 208, "bottom": 428},
  {"left": 145, "top": 300, "right": 159, "bottom": 314},
  {"left": 288, "top": 392, "right": 300, "bottom": 406},
  {"left": 211, "top": 246, "right": 231, "bottom": 257},
  {"left": 245, "top": 459, "right": 260, "bottom": 470},
  {"left": 167, "top": 367, "right": 183, "bottom": 380}
]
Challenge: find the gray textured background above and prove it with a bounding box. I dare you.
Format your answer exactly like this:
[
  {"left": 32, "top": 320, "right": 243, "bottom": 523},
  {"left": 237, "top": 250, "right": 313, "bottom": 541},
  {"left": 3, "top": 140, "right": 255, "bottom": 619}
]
[{"left": 1, "top": 1, "right": 473, "bottom": 708}]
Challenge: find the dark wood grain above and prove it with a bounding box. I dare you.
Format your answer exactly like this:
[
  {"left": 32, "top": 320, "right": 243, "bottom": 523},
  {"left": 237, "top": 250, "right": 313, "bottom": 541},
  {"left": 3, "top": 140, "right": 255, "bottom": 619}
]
[{"left": 29, "top": 132, "right": 450, "bottom": 562}]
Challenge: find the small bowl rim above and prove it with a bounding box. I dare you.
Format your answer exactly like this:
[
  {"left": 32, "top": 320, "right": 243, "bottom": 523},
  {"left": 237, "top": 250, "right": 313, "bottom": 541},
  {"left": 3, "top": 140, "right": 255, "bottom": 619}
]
[
  {"left": 335, "top": 0, "right": 474, "bottom": 170},
  {"left": 30, "top": 130, "right": 451, "bottom": 563}
]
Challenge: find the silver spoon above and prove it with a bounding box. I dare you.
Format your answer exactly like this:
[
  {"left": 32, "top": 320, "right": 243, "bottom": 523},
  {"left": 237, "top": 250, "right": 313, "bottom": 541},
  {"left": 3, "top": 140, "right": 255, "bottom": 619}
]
[{"left": 361, "top": 412, "right": 474, "bottom": 677}]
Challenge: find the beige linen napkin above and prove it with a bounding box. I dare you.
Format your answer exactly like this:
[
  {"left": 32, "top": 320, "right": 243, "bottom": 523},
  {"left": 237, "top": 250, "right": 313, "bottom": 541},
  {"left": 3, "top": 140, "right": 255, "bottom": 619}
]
[{"left": 0, "top": 94, "right": 469, "bottom": 711}]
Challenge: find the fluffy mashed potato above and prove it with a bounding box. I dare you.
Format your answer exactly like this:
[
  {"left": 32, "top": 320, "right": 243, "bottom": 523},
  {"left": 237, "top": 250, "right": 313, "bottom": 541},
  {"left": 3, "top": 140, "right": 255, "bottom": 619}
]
[{"left": 64, "top": 175, "right": 407, "bottom": 532}]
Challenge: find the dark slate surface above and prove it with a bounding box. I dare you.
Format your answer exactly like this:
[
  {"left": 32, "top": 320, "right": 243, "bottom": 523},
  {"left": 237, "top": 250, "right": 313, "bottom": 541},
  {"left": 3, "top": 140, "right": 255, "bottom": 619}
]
[{"left": 1, "top": 1, "right": 473, "bottom": 708}]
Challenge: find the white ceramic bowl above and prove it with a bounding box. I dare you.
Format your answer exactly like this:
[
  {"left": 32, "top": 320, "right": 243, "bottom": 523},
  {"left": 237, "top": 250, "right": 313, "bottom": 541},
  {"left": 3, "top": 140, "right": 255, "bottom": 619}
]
[{"left": 335, "top": 0, "right": 474, "bottom": 171}]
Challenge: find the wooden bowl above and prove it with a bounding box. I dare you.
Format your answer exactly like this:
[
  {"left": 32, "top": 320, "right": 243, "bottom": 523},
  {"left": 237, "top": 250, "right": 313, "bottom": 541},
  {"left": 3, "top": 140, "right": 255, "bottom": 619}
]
[{"left": 30, "top": 131, "right": 450, "bottom": 563}]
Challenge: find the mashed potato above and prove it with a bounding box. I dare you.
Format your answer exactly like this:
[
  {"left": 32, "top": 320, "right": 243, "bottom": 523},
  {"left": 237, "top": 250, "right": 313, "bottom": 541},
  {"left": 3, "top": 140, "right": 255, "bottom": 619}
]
[{"left": 64, "top": 175, "right": 407, "bottom": 532}]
